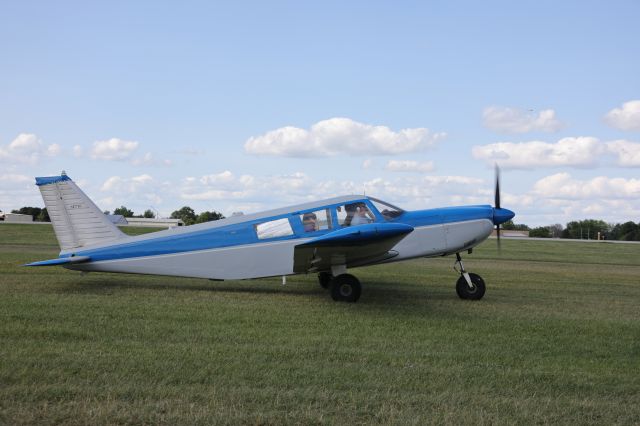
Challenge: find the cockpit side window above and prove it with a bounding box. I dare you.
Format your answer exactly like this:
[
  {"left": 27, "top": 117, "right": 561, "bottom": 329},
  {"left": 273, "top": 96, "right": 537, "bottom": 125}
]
[
  {"left": 369, "top": 198, "right": 404, "bottom": 221},
  {"left": 336, "top": 202, "right": 375, "bottom": 227}
]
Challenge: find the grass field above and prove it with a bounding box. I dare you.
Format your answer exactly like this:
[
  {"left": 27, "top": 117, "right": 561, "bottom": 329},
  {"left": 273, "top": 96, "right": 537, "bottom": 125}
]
[{"left": 1, "top": 223, "right": 639, "bottom": 425}]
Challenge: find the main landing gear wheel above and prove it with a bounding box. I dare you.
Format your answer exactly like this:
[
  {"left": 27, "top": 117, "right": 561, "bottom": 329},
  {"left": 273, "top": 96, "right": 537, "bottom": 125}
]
[
  {"left": 456, "top": 273, "right": 486, "bottom": 300},
  {"left": 318, "top": 272, "right": 332, "bottom": 289},
  {"left": 330, "top": 274, "right": 361, "bottom": 303}
]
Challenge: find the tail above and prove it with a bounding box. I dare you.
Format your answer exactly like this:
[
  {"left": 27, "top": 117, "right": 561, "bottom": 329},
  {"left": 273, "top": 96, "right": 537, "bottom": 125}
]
[{"left": 36, "top": 172, "right": 128, "bottom": 251}]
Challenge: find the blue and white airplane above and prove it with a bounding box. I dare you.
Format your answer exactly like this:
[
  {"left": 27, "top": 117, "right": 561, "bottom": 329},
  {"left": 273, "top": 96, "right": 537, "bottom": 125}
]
[{"left": 26, "top": 171, "right": 514, "bottom": 302}]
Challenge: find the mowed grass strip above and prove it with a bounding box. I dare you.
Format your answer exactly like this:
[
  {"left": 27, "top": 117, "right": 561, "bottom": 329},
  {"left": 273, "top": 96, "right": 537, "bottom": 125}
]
[{"left": 1, "top": 223, "right": 639, "bottom": 425}]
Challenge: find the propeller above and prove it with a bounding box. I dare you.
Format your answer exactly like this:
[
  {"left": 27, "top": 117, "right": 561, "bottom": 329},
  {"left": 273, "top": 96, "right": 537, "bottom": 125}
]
[{"left": 494, "top": 164, "right": 502, "bottom": 251}]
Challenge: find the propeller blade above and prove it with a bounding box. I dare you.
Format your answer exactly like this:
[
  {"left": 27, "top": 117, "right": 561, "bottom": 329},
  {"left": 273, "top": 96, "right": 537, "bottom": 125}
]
[
  {"left": 494, "top": 164, "right": 501, "bottom": 209},
  {"left": 495, "top": 164, "right": 502, "bottom": 253}
]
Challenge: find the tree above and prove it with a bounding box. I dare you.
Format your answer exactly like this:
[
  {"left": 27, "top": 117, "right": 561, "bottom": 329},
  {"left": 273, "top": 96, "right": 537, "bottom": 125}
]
[
  {"left": 113, "top": 206, "right": 134, "bottom": 217},
  {"left": 171, "top": 206, "right": 197, "bottom": 225},
  {"left": 562, "top": 219, "right": 609, "bottom": 239},
  {"left": 609, "top": 221, "right": 640, "bottom": 241},
  {"left": 11, "top": 207, "right": 42, "bottom": 220},
  {"left": 143, "top": 209, "right": 156, "bottom": 219},
  {"left": 549, "top": 223, "right": 563, "bottom": 238},
  {"left": 36, "top": 208, "right": 50, "bottom": 222},
  {"left": 529, "top": 226, "right": 551, "bottom": 238},
  {"left": 196, "top": 210, "right": 225, "bottom": 223},
  {"left": 501, "top": 220, "right": 530, "bottom": 231}
]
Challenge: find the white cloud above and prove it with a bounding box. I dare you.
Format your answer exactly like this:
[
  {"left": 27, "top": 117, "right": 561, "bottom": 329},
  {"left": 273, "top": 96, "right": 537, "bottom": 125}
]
[
  {"left": 483, "top": 106, "right": 564, "bottom": 133},
  {"left": 472, "top": 137, "right": 603, "bottom": 169},
  {"left": 175, "top": 168, "right": 485, "bottom": 212},
  {"left": 0, "top": 173, "right": 32, "bottom": 186},
  {"left": 130, "top": 152, "right": 172, "bottom": 167},
  {"left": 76, "top": 140, "right": 169, "bottom": 166},
  {"left": 72, "top": 145, "right": 84, "bottom": 158},
  {"left": 244, "top": 117, "right": 445, "bottom": 157},
  {"left": 532, "top": 173, "right": 640, "bottom": 200},
  {"left": 0, "top": 133, "right": 61, "bottom": 165},
  {"left": 199, "top": 170, "right": 236, "bottom": 186},
  {"left": 91, "top": 138, "right": 139, "bottom": 161},
  {"left": 0, "top": 173, "right": 41, "bottom": 212},
  {"left": 607, "top": 139, "right": 640, "bottom": 167},
  {"left": 99, "top": 174, "right": 163, "bottom": 210},
  {"left": 362, "top": 159, "right": 373, "bottom": 169},
  {"left": 183, "top": 172, "right": 316, "bottom": 202},
  {"left": 385, "top": 160, "right": 434, "bottom": 173},
  {"left": 604, "top": 100, "right": 640, "bottom": 131}
]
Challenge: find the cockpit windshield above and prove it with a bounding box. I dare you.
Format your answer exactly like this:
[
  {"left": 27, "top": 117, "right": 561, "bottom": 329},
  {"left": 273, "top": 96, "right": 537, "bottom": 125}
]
[{"left": 368, "top": 197, "right": 404, "bottom": 220}]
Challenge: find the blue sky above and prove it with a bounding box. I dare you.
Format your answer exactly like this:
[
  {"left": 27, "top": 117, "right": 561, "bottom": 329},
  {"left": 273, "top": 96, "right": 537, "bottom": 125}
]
[{"left": 1, "top": 1, "right": 639, "bottom": 226}]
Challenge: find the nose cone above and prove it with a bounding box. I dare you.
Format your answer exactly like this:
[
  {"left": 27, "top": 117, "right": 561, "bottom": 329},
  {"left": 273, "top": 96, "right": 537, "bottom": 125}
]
[{"left": 493, "top": 207, "right": 515, "bottom": 225}]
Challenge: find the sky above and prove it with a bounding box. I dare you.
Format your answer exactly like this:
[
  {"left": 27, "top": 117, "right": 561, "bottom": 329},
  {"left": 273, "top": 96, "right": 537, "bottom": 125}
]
[{"left": 1, "top": 1, "right": 639, "bottom": 226}]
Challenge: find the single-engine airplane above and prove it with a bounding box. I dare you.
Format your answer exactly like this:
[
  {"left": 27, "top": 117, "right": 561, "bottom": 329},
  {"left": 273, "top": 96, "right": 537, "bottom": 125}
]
[{"left": 26, "top": 171, "right": 514, "bottom": 302}]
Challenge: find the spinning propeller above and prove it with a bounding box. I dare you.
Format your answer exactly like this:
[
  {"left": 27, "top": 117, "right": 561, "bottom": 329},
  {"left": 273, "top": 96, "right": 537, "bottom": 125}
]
[
  {"left": 492, "top": 164, "right": 515, "bottom": 251},
  {"left": 494, "top": 164, "right": 502, "bottom": 250}
]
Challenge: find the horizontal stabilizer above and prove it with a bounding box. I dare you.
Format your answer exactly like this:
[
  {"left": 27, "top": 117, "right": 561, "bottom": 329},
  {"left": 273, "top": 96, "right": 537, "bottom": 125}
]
[{"left": 24, "top": 256, "right": 91, "bottom": 267}]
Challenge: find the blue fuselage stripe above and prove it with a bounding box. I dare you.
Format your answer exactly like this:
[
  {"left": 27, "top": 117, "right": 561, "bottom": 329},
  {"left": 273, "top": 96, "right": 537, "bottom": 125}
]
[{"left": 64, "top": 205, "right": 494, "bottom": 262}]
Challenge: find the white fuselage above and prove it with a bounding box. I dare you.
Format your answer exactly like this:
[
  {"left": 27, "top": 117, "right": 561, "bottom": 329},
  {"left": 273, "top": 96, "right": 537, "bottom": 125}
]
[{"left": 68, "top": 219, "right": 494, "bottom": 280}]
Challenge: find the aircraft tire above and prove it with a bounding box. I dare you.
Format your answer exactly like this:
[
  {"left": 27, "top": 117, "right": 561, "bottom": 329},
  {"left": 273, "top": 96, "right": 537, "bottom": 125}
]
[
  {"left": 330, "top": 274, "right": 361, "bottom": 303},
  {"left": 318, "top": 272, "right": 332, "bottom": 289},
  {"left": 456, "top": 273, "right": 486, "bottom": 300}
]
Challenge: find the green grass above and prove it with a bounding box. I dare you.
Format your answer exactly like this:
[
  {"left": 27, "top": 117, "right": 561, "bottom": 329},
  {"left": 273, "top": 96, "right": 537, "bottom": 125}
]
[{"left": 1, "top": 223, "right": 639, "bottom": 425}]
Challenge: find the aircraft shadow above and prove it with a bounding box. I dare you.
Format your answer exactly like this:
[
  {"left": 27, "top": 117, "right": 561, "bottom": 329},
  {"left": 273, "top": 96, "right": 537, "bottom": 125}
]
[{"left": 57, "top": 275, "right": 454, "bottom": 313}]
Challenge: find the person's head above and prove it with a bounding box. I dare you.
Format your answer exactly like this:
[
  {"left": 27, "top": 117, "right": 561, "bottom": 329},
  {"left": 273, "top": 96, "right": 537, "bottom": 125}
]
[
  {"left": 302, "top": 212, "right": 317, "bottom": 231},
  {"left": 345, "top": 203, "right": 358, "bottom": 213}
]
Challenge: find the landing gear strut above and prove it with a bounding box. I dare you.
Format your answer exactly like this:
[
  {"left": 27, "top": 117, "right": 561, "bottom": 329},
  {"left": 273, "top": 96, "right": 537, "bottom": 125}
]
[
  {"left": 318, "top": 272, "right": 332, "bottom": 289},
  {"left": 454, "top": 253, "right": 486, "bottom": 300}
]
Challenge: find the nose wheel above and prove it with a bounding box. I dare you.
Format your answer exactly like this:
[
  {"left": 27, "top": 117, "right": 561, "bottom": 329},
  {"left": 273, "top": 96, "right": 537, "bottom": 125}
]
[{"left": 454, "top": 253, "right": 486, "bottom": 300}]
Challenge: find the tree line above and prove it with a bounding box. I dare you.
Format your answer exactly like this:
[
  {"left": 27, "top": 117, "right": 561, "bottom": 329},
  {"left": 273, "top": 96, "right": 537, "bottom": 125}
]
[
  {"left": 503, "top": 219, "right": 640, "bottom": 241},
  {"left": 5, "top": 206, "right": 639, "bottom": 241},
  {"left": 106, "top": 205, "right": 225, "bottom": 225},
  {"left": 6, "top": 205, "right": 225, "bottom": 226}
]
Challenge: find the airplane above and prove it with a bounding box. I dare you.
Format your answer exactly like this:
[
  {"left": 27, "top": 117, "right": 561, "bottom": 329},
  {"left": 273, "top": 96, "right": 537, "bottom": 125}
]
[{"left": 25, "top": 171, "right": 515, "bottom": 303}]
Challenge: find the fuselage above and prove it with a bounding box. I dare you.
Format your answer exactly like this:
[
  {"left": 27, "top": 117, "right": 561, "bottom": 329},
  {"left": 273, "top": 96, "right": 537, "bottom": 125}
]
[{"left": 60, "top": 196, "right": 512, "bottom": 280}]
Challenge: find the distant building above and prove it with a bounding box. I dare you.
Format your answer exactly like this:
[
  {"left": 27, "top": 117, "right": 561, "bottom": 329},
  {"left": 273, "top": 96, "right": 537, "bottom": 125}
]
[
  {"left": 105, "top": 214, "right": 128, "bottom": 225},
  {"left": 491, "top": 229, "right": 529, "bottom": 237},
  {"left": 4, "top": 213, "right": 34, "bottom": 223},
  {"left": 121, "top": 217, "right": 184, "bottom": 228}
]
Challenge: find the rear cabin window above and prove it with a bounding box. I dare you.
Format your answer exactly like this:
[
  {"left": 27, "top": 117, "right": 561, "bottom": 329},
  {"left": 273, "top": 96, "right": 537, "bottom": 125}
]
[
  {"left": 300, "top": 209, "right": 332, "bottom": 233},
  {"left": 255, "top": 218, "right": 293, "bottom": 239}
]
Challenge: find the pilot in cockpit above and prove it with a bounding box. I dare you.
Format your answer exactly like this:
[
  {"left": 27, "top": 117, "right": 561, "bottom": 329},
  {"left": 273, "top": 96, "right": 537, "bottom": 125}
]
[{"left": 344, "top": 202, "right": 374, "bottom": 226}]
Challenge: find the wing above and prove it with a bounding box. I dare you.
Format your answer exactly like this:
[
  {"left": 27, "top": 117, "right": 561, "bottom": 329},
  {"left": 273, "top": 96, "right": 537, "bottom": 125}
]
[{"left": 293, "top": 223, "right": 413, "bottom": 273}]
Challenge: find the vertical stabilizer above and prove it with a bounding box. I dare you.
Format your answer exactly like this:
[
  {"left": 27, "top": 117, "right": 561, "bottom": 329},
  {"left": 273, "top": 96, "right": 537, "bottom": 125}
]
[{"left": 36, "top": 172, "right": 128, "bottom": 251}]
